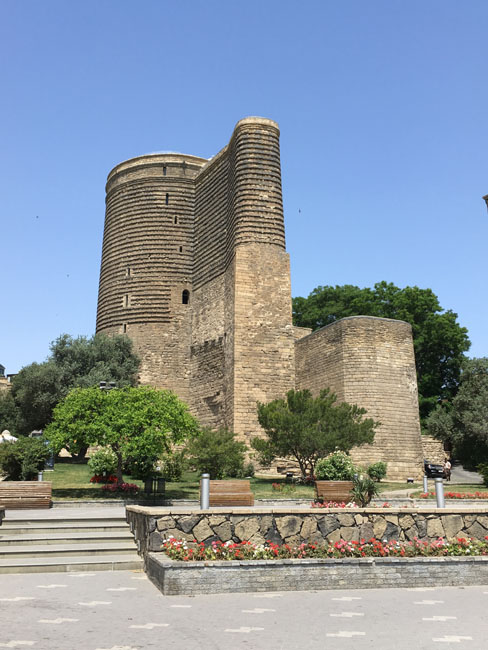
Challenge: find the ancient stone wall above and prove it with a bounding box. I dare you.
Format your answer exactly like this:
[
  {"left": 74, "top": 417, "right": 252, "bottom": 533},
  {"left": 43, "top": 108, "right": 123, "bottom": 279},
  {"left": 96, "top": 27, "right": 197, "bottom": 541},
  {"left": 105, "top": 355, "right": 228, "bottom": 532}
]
[
  {"left": 422, "top": 434, "right": 448, "bottom": 465},
  {"left": 296, "top": 317, "right": 424, "bottom": 480}
]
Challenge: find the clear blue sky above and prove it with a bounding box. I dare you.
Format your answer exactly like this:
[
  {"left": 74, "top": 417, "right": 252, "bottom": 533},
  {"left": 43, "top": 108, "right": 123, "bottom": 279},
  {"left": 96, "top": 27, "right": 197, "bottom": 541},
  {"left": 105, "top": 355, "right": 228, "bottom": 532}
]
[{"left": 1, "top": 1, "right": 487, "bottom": 373}]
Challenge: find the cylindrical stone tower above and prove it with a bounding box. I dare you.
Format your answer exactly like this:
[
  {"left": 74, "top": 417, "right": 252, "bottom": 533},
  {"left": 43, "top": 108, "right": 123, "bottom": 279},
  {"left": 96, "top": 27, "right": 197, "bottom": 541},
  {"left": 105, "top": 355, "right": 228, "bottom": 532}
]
[{"left": 96, "top": 152, "right": 206, "bottom": 400}]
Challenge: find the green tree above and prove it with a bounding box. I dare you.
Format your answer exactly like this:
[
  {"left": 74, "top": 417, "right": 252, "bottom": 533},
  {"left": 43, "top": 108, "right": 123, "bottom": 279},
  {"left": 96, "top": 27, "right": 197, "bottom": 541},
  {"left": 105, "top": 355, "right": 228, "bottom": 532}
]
[
  {"left": 10, "top": 333, "right": 140, "bottom": 436},
  {"left": 187, "top": 427, "right": 247, "bottom": 479},
  {"left": 0, "top": 391, "right": 20, "bottom": 433},
  {"left": 426, "top": 358, "right": 488, "bottom": 468},
  {"left": 252, "top": 389, "right": 377, "bottom": 478},
  {"left": 293, "top": 282, "right": 470, "bottom": 422},
  {"left": 45, "top": 386, "right": 199, "bottom": 483}
]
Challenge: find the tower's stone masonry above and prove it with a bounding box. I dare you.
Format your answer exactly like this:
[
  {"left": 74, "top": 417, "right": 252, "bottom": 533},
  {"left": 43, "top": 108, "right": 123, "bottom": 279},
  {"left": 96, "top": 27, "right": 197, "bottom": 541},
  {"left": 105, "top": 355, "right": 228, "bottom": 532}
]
[
  {"left": 96, "top": 117, "right": 424, "bottom": 479},
  {"left": 296, "top": 317, "right": 424, "bottom": 479}
]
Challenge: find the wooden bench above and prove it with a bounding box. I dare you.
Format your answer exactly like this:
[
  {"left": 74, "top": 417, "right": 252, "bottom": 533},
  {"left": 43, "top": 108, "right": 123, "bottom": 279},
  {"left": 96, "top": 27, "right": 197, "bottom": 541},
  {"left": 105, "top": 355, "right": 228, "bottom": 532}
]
[
  {"left": 206, "top": 480, "right": 254, "bottom": 507},
  {"left": 0, "top": 481, "right": 52, "bottom": 509},
  {"left": 314, "top": 480, "right": 354, "bottom": 504}
]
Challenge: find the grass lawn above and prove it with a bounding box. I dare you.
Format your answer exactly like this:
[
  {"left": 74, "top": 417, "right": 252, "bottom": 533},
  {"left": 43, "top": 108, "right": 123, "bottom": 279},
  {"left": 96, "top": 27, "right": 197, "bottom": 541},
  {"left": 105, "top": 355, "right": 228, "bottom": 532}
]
[
  {"left": 47, "top": 462, "right": 423, "bottom": 501},
  {"left": 410, "top": 483, "right": 487, "bottom": 498}
]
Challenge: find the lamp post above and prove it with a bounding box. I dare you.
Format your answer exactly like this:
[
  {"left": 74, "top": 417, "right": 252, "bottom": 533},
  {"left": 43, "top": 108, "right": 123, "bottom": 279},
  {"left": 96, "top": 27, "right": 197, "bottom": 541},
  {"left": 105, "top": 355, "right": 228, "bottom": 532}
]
[{"left": 99, "top": 381, "right": 116, "bottom": 391}]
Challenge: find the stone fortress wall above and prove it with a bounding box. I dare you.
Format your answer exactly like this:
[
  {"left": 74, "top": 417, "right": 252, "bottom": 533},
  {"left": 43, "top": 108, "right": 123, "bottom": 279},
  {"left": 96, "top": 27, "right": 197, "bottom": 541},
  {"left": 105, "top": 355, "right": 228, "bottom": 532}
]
[{"left": 97, "top": 117, "right": 425, "bottom": 479}]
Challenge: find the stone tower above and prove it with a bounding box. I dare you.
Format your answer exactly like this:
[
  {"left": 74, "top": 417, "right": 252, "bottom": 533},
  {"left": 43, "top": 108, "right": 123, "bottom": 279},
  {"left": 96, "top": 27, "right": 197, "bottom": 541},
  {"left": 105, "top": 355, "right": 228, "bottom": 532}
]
[
  {"left": 96, "top": 116, "right": 425, "bottom": 479},
  {"left": 97, "top": 118, "right": 295, "bottom": 445}
]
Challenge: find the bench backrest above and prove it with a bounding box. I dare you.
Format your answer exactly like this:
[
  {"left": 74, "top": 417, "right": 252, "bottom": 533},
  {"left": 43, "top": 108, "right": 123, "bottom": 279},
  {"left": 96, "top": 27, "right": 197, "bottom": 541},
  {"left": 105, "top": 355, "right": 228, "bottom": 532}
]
[
  {"left": 315, "top": 480, "right": 354, "bottom": 502},
  {"left": 209, "top": 480, "right": 251, "bottom": 494},
  {"left": 0, "top": 481, "right": 52, "bottom": 496}
]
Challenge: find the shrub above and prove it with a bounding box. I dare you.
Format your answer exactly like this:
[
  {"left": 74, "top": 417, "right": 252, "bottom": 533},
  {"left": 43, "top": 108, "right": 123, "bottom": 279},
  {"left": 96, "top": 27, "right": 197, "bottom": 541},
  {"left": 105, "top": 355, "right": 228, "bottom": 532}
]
[
  {"left": 187, "top": 428, "right": 247, "bottom": 479},
  {"left": 351, "top": 475, "right": 379, "bottom": 507},
  {"left": 0, "top": 436, "right": 50, "bottom": 480},
  {"left": 367, "top": 461, "right": 388, "bottom": 482},
  {"left": 87, "top": 448, "right": 118, "bottom": 477},
  {"left": 478, "top": 463, "right": 488, "bottom": 487},
  {"left": 159, "top": 450, "right": 187, "bottom": 482},
  {"left": 123, "top": 456, "right": 156, "bottom": 480},
  {"left": 315, "top": 451, "right": 357, "bottom": 481},
  {"left": 235, "top": 462, "right": 255, "bottom": 479}
]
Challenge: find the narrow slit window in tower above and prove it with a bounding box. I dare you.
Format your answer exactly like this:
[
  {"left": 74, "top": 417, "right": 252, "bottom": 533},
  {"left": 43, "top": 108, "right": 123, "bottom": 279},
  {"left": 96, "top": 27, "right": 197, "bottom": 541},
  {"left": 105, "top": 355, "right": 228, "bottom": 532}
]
[
  {"left": 163, "top": 165, "right": 167, "bottom": 176},
  {"left": 174, "top": 216, "right": 178, "bottom": 224},
  {"left": 165, "top": 193, "right": 169, "bottom": 205},
  {"left": 126, "top": 266, "right": 131, "bottom": 277},
  {"left": 124, "top": 294, "right": 129, "bottom": 308},
  {"left": 182, "top": 290, "right": 190, "bottom": 305},
  {"left": 122, "top": 323, "right": 127, "bottom": 333},
  {"left": 179, "top": 246, "right": 183, "bottom": 252}
]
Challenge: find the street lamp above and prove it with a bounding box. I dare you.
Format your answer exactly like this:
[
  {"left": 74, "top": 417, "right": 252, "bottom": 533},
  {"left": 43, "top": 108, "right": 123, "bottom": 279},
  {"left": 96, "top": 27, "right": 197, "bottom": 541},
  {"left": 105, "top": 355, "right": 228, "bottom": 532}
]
[{"left": 99, "top": 381, "right": 116, "bottom": 390}]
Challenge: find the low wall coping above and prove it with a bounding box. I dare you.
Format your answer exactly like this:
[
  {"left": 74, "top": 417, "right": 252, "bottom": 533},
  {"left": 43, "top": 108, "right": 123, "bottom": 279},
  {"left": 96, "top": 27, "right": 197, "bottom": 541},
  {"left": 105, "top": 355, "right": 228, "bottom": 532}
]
[
  {"left": 126, "top": 505, "right": 488, "bottom": 516},
  {"left": 151, "top": 554, "right": 488, "bottom": 569}
]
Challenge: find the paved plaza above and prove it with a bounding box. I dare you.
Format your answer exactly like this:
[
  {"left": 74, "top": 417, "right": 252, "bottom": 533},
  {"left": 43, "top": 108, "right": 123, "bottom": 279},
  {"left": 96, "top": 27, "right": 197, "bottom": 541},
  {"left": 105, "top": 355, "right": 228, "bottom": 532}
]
[{"left": 1, "top": 570, "right": 486, "bottom": 650}]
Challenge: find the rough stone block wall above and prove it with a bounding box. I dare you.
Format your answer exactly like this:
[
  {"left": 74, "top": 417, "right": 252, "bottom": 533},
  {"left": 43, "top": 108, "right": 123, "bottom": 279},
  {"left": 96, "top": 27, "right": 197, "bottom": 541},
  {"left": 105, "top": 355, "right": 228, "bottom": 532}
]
[
  {"left": 296, "top": 316, "right": 424, "bottom": 480},
  {"left": 126, "top": 506, "right": 488, "bottom": 557}
]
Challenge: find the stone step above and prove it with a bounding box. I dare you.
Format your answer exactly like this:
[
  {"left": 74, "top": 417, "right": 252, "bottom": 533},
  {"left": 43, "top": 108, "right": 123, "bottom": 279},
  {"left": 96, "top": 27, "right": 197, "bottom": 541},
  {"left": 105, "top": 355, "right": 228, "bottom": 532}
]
[
  {"left": 1, "top": 522, "right": 130, "bottom": 536},
  {"left": 0, "top": 531, "right": 134, "bottom": 546},
  {"left": 0, "top": 553, "right": 143, "bottom": 574},
  {"left": 0, "top": 513, "right": 141, "bottom": 573},
  {"left": 0, "top": 541, "right": 138, "bottom": 559}
]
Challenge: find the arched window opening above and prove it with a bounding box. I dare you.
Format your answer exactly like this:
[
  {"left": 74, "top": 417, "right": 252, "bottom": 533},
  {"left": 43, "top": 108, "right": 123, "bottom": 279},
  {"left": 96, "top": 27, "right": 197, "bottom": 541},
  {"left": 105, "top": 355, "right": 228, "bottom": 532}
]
[
  {"left": 163, "top": 166, "right": 167, "bottom": 176},
  {"left": 165, "top": 193, "right": 169, "bottom": 205},
  {"left": 182, "top": 290, "right": 190, "bottom": 305},
  {"left": 179, "top": 246, "right": 183, "bottom": 252}
]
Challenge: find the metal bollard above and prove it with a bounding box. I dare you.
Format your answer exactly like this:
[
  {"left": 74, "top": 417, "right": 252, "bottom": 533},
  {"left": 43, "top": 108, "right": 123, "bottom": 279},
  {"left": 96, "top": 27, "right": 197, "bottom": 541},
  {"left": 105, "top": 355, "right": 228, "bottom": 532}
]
[
  {"left": 200, "top": 473, "right": 210, "bottom": 510},
  {"left": 37, "top": 471, "right": 43, "bottom": 482},
  {"left": 423, "top": 475, "right": 428, "bottom": 493},
  {"left": 434, "top": 477, "right": 445, "bottom": 508}
]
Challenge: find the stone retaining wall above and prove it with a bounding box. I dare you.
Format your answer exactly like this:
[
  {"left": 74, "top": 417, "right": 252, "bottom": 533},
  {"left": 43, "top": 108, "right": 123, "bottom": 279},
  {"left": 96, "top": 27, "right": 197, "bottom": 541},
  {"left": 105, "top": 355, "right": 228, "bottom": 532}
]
[
  {"left": 146, "top": 553, "right": 488, "bottom": 596},
  {"left": 126, "top": 506, "right": 488, "bottom": 556}
]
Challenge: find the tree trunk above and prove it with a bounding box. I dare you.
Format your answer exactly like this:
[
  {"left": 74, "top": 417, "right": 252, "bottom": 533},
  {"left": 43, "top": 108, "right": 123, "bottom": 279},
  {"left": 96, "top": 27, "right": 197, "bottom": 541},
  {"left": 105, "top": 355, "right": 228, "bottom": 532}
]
[{"left": 112, "top": 444, "right": 123, "bottom": 485}]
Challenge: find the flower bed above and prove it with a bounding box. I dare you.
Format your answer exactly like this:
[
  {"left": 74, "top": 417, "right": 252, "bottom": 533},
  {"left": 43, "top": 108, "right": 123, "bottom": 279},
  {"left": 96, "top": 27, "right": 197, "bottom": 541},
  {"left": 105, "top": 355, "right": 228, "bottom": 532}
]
[
  {"left": 102, "top": 481, "right": 139, "bottom": 494},
  {"left": 419, "top": 491, "right": 488, "bottom": 500},
  {"left": 162, "top": 536, "right": 488, "bottom": 562},
  {"left": 90, "top": 474, "right": 118, "bottom": 484}
]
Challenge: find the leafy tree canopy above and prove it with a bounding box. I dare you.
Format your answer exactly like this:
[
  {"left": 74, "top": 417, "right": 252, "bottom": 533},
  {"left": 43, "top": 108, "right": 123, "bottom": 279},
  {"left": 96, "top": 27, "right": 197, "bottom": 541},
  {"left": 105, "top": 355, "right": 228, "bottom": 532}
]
[
  {"left": 426, "top": 357, "right": 488, "bottom": 468},
  {"left": 0, "top": 391, "right": 21, "bottom": 434},
  {"left": 252, "top": 388, "right": 377, "bottom": 478},
  {"left": 8, "top": 333, "right": 140, "bottom": 435},
  {"left": 293, "top": 282, "right": 470, "bottom": 421},
  {"left": 45, "top": 386, "right": 199, "bottom": 483}
]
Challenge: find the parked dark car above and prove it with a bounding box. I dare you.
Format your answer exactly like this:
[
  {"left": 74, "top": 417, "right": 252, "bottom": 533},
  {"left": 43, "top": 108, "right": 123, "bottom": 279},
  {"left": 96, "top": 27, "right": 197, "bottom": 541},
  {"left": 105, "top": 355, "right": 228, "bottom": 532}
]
[{"left": 424, "top": 460, "right": 445, "bottom": 478}]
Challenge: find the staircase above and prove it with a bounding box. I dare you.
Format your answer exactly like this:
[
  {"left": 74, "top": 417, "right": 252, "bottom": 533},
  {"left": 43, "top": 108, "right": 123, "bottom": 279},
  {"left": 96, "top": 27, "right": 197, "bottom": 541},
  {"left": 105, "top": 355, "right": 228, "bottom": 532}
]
[{"left": 0, "top": 512, "right": 143, "bottom": 574}]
